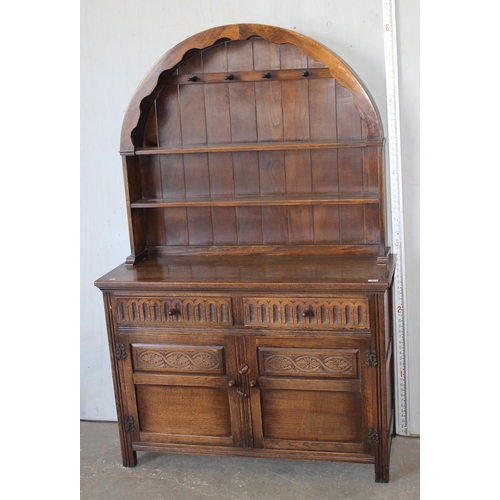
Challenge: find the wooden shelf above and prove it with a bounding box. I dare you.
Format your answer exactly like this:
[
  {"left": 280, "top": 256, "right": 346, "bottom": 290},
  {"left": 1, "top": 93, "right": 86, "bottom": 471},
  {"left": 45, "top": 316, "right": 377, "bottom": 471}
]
[
  {"left": 133, "top": 140, "right": 384, "bottom": 156},
  {"left": 130, "top": 193, "right": 380, "bottom": 208}
]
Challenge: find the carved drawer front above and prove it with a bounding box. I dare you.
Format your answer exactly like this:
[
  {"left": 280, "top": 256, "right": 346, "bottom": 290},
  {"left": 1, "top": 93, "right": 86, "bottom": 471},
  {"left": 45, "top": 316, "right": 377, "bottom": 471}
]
[
  {"left": 243, "top": 297, "right": 369, "bottom": 329},
  {"left": 115, "top": 296, "right": 233, "bottom": 326},
  {"left": 258, "top": 347, "right": 359, "bottom": 379},
  {"left": 132, "top": 344, "right": 225, "bottom": 374}
]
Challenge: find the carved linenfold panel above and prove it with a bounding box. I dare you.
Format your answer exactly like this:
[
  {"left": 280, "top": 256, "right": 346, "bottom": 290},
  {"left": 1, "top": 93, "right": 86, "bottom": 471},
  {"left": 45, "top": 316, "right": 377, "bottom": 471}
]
[
  {"left": 132, "top": 344, "right": 224, "bottom": 374},
  {"left": 243, "top": 297, "right": 369, "bottom": 329},
  {"left": 115, "top": 296, "right": 233, "bottom": 325},
  {"left": 259, "top": 347, "right": 358, "bottom": 378}
]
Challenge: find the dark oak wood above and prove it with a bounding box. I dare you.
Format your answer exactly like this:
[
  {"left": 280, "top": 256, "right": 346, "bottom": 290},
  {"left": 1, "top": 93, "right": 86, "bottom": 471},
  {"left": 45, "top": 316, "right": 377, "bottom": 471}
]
[{"left": 96, "top": 24, "right": 395, "bottom": 483}]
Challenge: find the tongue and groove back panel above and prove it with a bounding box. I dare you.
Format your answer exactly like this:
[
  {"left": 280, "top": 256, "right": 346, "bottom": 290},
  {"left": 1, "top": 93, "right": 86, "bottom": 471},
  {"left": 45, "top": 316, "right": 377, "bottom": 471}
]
[{"left": 121, "top": 33, "right": 385, "bottom": 262}]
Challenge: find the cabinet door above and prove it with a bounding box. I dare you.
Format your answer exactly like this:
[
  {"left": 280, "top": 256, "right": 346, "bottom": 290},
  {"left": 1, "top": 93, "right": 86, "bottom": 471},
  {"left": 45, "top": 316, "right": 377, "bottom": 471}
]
[
  {"left": 122, "top": 333, "right": 243, "bottom": 448},
  {"left": 245, "top": 336, "right": 375, "bottom": 454}
]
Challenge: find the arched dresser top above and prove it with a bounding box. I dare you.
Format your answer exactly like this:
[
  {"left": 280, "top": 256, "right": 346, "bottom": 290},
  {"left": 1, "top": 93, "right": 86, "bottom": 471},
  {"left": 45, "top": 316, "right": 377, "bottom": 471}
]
[{"left": 120, "top": 23, "right": 383, "bottom": 153}]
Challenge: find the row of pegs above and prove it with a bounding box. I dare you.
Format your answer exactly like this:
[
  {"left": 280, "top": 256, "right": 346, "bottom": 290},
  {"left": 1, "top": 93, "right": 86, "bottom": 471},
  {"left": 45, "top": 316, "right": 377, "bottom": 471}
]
[{"left": 186, "top": 70, "right": 311, "bottom": 82}]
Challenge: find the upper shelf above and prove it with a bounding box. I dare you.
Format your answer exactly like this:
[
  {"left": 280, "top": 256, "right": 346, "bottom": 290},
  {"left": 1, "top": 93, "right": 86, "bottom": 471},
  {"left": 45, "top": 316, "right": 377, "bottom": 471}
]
[{"left": 131, "top": 140, "right": 384, "bottom": 156}]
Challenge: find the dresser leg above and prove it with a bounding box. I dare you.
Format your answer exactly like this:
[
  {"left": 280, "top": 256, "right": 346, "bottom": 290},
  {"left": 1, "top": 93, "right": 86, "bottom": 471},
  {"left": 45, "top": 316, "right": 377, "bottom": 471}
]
[
  {"left": 119, "top": 427, "right": 137, "bottom": 467},
  {"left": 117, "top": 418, "right": 138, "bottom": 467},
  {"left": 374, "top": 447, "right": 390, "bottom": 483},
  {"left": 375, "top": 464, "right": 390, "bottom": 483},
  {"left": 121, "top": 448, "right": 137, "bottom": 468}
]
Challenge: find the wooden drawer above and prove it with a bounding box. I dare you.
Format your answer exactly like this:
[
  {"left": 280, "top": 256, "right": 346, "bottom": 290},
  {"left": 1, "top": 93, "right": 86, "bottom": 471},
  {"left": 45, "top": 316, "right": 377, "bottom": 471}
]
[
  {"left": 114, "top": 296, "right": 233, "bottom": 326},
  {"left": 243, "top": 297, "right": 369, "bottom": 330}
]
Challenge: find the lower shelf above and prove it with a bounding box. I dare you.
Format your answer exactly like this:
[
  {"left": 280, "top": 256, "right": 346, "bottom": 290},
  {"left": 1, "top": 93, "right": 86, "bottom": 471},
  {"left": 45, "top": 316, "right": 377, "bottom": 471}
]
[{"left": 130, "top": 193, "right": 380, "bottom": 208}]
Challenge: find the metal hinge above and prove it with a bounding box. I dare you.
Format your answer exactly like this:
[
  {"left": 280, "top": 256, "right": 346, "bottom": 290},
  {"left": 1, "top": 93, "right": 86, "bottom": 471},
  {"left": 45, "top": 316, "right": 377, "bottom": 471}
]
[
  {"left": 368, "top": 429, "right": 380, "bottom": 444},
  {"left": 365, "top": 349, "right": 378, "bottom": 367},
  {"left": 115, "top": 342, "right": 127, "bottom": 360},
  {"left": 124, "top": 416, "right": 135, "bottom": 432}
]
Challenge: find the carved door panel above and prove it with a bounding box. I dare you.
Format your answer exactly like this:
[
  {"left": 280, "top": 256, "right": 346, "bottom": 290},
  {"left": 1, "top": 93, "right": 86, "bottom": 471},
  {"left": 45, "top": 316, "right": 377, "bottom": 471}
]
[
  {"left": 122, "top": 333, "right": 244, "bottom": 448},
  {"left": 245, "top": 336, "right": 375, "bottom": 454}
]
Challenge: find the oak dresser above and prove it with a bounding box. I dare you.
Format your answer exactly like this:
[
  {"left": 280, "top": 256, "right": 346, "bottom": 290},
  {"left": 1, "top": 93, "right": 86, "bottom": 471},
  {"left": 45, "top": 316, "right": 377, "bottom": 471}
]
[{"left": 95, "top": 23, "right": 396, "bottom": 483}]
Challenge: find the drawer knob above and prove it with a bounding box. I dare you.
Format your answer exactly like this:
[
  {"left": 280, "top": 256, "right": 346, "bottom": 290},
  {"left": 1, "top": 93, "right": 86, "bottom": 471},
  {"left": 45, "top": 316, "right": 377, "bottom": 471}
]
[
  {"left": 187, "top": 75, "right": 198, "bottom": 82},
  {"left": 302, "top": 70, "right": 310, "bottom": 77},
  {"left": 239, "top": 365, "right": 249, "bottom": 375},
  {"left": 302, "top": 310, "right": 314, "bottom": 318},
  {"left": 249, "top": 379, "right": 258, "bottom": 388},
  {"left": 225, "top": 74, "right": 235, "bottom": 80},
  {"left": 262, "top": 72, "right": 272, "bottom": 79},
  {"left": 168, "top": 307, "right": 180, "bottom": 316},
  {"left": 227, "top": 379, "right": 236, "bottom": 388}
]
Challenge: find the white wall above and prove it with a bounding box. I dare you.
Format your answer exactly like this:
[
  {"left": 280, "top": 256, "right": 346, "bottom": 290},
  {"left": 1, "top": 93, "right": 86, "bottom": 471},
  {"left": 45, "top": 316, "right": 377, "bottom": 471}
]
[{"left": 81, "top": 0, "right": 420, "bottom": 435}]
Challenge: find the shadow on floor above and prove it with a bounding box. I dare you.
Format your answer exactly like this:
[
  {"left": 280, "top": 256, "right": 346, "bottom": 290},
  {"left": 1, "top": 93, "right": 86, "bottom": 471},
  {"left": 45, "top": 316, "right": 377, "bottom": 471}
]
[{"left": 81, "top": 420, "right": 419, "bottom": 500}]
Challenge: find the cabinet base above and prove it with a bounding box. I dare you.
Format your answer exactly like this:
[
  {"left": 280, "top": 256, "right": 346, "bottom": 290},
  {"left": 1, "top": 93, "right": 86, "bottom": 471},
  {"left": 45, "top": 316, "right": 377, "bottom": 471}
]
[{"left": 120, "top": 440, "right": 391, "bottom": 482}]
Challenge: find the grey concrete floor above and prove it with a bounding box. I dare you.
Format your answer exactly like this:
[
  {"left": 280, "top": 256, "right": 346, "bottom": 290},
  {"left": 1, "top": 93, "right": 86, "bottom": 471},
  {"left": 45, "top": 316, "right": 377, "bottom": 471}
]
[{"left": 81, "top": 420, "right": 419, "bottom": 499}]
